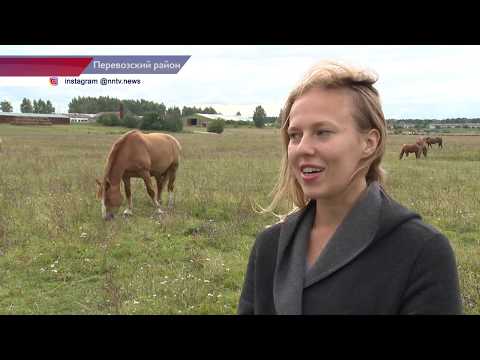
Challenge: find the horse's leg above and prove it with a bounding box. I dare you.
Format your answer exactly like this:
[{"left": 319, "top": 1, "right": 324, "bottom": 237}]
[
  {"left": 155, "top": 174, "right": 167, "bottom": 206},
  {"left": 166, "top": 163, "right": 178, "bottom": 209},
  {"left": 122, "top": 176, "right": 133, "bottom": 216},
  {"left": 141, "top": 171, "right": 163, "bottom": 215}
]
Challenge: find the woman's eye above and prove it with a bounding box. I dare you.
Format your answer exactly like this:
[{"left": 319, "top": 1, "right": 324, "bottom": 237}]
[
  {"left": 288, "top": 133, "right": 301, "bottom": 141},
  {"left": 316, "top": 130, "right": 331, "bottom": 136}
]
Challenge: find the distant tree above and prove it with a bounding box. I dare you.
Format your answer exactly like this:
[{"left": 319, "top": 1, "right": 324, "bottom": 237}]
[
  {"left": 202, "top": 106, "right": 217, "bottom": 114},
  {"left": 182, "top": 106, "right": 200, "bottom": 117},
  {"left": 236, "top": 111, "right": 241, "bottom": 116},
  {"left": 97, "top": 113, "right": 121, "bottom": 126},
  {"left": 140, "top": 112, "right": 163, "bottom": 130},
  {"left": 207, "top": 119, "right": 225, "bottom": 134},
  {"left": 253, "top": 105, "right": 266, "bottom": 128},
  {"left": 0, "top": 101, "right": 13, "bottom": 112},
  {"left": 163, "top": 107, "right": 183, "bottom": 132},
  {"left": 276, "top": 109, "right": 284, "bottom": 128},
  {"left": 45, "top": 100, "right": 55, "bottom": 114},
  {"left": 21, "top": 98, "right": 33, "bottom": 113},
  {"left": 122, "top": 114, "right": 138, "bottom": 128},
  {"left": 33, "top": 99, "right": 48, "bottom": 113}
]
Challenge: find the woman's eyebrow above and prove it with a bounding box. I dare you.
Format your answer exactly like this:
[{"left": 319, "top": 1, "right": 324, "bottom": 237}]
[{"left": 288, "top": 120, "right": 335, "bottom": 130}]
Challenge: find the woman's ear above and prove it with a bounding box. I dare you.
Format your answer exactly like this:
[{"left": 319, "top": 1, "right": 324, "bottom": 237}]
[{"left": 362, "top": 129, "right": 380, "bottom": 158}]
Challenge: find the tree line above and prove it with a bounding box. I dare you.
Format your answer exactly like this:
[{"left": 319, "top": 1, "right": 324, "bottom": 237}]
[
  {"left": 0, "top": 98, "right": 55, "bottom": 113},
  {"left": 69, "top": 96, "right": 219, "bottom": 117}
]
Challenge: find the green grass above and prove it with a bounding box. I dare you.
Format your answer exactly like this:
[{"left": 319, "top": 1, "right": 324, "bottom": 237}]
[{"left": 0, "top": 125, "right": 479, "bottom": 314}]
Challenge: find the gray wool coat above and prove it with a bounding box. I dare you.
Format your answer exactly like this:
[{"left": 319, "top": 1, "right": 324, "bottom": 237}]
[{"left": 237, "top": 182, "right": 462, "bottom": 315}]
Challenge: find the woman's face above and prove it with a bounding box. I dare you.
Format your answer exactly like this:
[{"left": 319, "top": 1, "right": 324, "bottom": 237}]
[{"left": 287, "top": 87, "right": 371, "bottom": 202}]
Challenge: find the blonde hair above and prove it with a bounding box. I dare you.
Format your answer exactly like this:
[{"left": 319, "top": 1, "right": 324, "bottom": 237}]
[{"left": 264, "top": 60, "right": 387, "bottom": 216}]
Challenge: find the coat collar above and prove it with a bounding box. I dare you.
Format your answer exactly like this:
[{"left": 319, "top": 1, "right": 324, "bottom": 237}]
[{"left": 273, "top": 182, "right": 383, "bottom": 315}]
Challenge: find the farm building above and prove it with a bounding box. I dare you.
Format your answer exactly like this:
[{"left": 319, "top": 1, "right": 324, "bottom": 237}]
[
  {"left": 0, "top": 112, "right": 70, "bottom": 125},
  {"left": 67, "top": 113, "right": 97, "bottom": 124},
  {"left": 68, "top": 110, "right": 124, "bottom": 124},
  {"left": 429, "top": 123, "right": 480, "bottom": 129},
  {"left": 183, "top": 113, "right": 253, "bottom": 127}
]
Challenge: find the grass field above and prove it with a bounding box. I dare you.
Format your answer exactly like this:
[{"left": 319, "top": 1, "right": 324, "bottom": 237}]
[{"left": 0, "top": 124, "right": 479, "bottom": 314}]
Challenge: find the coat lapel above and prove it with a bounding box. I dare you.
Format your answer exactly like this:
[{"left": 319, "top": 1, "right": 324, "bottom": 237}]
[
  {"left": 273, "top": 202, "right": 315, "bottom": 315},
  {"left": 304, "top": 182, "right": 383, "bottom": 288}
]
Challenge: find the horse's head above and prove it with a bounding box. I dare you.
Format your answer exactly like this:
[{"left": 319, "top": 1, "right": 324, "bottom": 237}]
[{"left": 96, "top": 178, "right": 123, "bottom": 220}]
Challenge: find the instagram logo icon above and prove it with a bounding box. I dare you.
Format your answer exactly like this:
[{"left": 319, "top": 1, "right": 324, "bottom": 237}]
[{"left": 49, "top": 77, "right": 58, "bottom": 86}]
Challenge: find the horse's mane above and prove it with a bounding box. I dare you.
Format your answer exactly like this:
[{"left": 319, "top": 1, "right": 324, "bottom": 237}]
[{"left": 104, "top": 130, "right": 139, "bottom": 181}]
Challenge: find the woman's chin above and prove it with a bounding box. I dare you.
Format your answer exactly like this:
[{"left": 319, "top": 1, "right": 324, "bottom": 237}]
[{"left": 301, "top": 188, "right": 325, "bottom": 200}]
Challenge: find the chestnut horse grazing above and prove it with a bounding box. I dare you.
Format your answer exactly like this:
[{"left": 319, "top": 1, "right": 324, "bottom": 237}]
[
  {"left": 425, "top": 136, "right": 443, "bottom": 148},
  {"left": 399, "top": 143, "right": 424, "bottom": 159},
  {"left": 415, "top": 137, "right": 428, "bottom": 158},
  {"left": 96, "top": 130, "right": 181, "bottom": 220}
]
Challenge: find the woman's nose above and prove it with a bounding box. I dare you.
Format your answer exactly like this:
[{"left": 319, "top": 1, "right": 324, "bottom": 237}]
[{"left": 296, "top": 135, "right": 315, "bottom": 155}]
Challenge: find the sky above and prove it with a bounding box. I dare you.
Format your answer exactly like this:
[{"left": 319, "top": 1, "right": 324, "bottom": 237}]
[{"left": 1, "top": 45, "right": 480, "bottom": 119}]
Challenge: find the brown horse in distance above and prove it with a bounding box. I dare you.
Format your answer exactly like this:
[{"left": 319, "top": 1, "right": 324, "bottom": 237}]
[
  {"left": 399, "top": 143, "right": 424, "bottom": 159},
  {"left": 415, "top": 137, "right": 428, "bottom": 158},
  {"left": 425, "top": 136, "right": 443, "bottom": 148},
  {"left": 96, "top": 130, "right": 182, "bottom": 220}
]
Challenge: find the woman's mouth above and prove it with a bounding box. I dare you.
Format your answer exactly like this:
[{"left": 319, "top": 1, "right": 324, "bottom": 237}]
[{"left": 300, "top": 166, "right": 325, "bottom": 182}]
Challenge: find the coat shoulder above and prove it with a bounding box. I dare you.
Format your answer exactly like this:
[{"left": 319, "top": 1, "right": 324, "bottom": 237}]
[
  {"left": 255, "top": 222, "right": 282, "bottom": 250},
  {"left": 382, "top": 216, "right": 452, "bottom": 258}
]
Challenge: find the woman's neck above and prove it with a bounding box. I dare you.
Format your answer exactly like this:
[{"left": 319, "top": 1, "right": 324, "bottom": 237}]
[{"left": 313, "top": 178, "right": 368, "bottom": 229}]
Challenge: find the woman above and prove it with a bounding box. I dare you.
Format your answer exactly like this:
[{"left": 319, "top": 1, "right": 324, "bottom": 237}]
[{"left": 237, "top": 61, "right": 462, "bottom": 314}]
